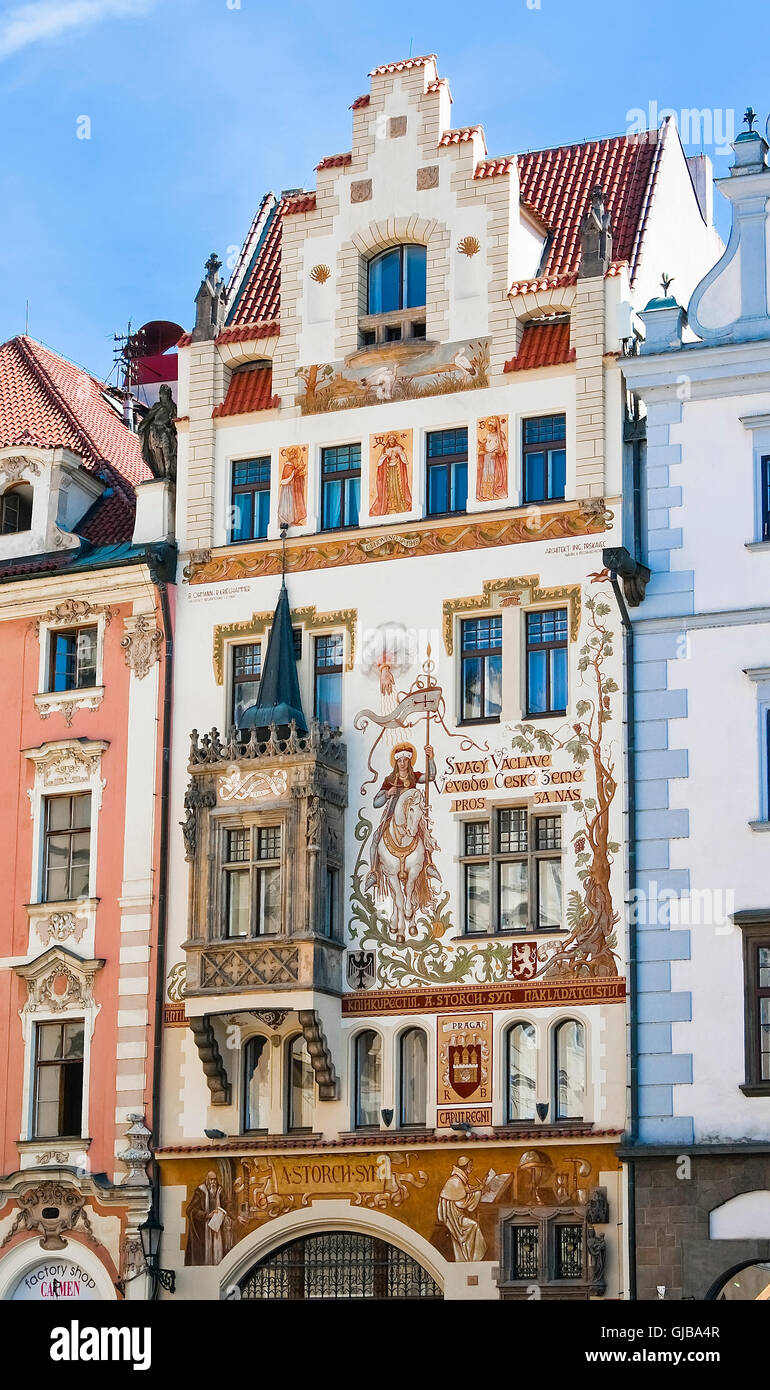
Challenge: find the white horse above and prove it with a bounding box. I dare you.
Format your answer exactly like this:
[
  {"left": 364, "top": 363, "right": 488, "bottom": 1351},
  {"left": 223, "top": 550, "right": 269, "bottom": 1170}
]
[{"left": 374, "top": 789, "right": 439, "bottom": 943}]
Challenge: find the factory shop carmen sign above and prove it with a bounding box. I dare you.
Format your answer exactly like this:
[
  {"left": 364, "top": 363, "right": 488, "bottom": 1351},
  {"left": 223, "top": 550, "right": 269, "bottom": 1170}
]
[
  {"left": 11, "top": 1260, "right": 99, "bottom": 1300},
  {"left": 438, "top": 752, "right": 583, "bottom": 812}
]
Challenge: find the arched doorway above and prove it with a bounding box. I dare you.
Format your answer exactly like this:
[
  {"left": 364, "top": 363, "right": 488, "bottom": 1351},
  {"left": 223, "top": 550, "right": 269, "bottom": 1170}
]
[
  {"left": 238, "top": 1230, "right": 442, "bottom": 1300},
  {"left": 706, "top": 1260, "right": 770, "bottom": 1301}
]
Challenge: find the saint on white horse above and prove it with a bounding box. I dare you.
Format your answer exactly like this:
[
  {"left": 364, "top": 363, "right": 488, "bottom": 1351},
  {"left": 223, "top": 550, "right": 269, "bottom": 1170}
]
[{"left": 364, "top": 742, "right": 440, "bottom": 941}]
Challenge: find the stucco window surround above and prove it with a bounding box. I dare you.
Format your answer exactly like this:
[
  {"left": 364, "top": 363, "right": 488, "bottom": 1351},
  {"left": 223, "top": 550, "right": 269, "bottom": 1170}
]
[
  {"left": 23, "top": 740, "right": 108, "bottom": 961},
  {"left": 34, "top": 608, "right": 108, "bottom": 725},
  {"left": 13, "top": 944, "right": 104, "bottom": 1156},
  {"left": 339, "top": 215, "right": 447, "bottom": 363},
  {"left": 740, "top": 414, "right": 770, "bottom": 548},
  {"left": 744, "top": 667, "right": 770, "bottom": 829}
]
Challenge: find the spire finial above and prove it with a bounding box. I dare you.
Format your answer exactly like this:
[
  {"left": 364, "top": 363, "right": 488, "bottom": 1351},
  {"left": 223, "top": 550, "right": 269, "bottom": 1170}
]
[
  {"left": 661, "top": 272, "right": 673, "bottom": 297},
  {"left": 280, "top": 522, "right": 288, "bottom": 586},
  {"left": 205, "top": 251, "right": 222, "bottom": 279},
  {"left": 744, "top": 107, "right": 758, "bottom": 132}
]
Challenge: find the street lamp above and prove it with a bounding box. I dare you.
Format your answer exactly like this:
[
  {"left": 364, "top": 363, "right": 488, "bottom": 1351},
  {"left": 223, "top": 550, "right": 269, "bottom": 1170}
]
[{"left": 139, "top": 1213, "right": 176, "bottom": 1297}]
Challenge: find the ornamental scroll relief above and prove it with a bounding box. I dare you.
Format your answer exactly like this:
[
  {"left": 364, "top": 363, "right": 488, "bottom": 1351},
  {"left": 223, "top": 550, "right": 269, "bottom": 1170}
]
[{"left": 121, "top": 614, "right": 163, "bottom": 679}]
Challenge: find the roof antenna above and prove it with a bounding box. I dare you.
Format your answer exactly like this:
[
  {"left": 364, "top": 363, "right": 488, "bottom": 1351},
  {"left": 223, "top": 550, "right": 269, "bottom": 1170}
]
[{"left": 25, "top": 300, "right": 29, "bottom": 336}]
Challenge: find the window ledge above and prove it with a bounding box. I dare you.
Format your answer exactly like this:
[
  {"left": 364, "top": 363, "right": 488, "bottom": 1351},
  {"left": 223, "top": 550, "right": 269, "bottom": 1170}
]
[
  {"left": 749, "top": 820, "right": 770, "bottom": 833},
  {"left": 739, "top": 1083, "right": 770, "bottom": 1097},
  {"left": 34, "top": 686, "right": 104, "bottom": 725},
  {"left": 457, "top": 717, "right": 502, "bottom": 728},
  {"left": 745, "top": 541, "right": 770, "bottom": 551},
  {"left": 461, "top": 929, "right": 564, "bottom": 942},
  {"left": 17, "top": 1136, "right": 92, "bottom": 1171}
]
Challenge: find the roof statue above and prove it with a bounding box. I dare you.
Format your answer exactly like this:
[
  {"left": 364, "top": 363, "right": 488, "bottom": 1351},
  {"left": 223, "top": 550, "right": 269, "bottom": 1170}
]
[
  {"left": 579, "top": 186, "right": 613, "bottom": 278},
  {"left": 137, "top": 383, "right": 177, "bottom": 483}
]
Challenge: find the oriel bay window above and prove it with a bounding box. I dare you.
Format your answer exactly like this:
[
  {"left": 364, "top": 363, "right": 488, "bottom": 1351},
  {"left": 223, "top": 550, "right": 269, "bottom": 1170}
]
[
  {"left": 522, "top": 414, "right": 566, "bottom": 503},
  {"left": 426, "top": 429, "right": 468, "bottom": 516},
  {"left": 526, "top": 609, "right": 568, "bottom": 716},
  {"left": 33, "top": 1020, "right": 85, "bottom": 1138},
  {"left": 43, "top": 793, "right": 91, "bottom": 902},
  {"left": 314, "top": 634, "right": 343, "bottom": 728},
  {"left": 462, "top": 808, "right": 562, "bottom": 935},
  {"left": 230, "top": 457, "right": 271, "bottom": 542},
  {"left": 48, "top": 627, "right": 97, "bottom": 692},
  {"left": 223, "top": 825, "right": 281, "bottom": 938},
  {"left": 460, "top": 615, "right": 502, "bottom": 723},
  {"left": 321, "top": 444, "right": 361, "bottom": 531}
]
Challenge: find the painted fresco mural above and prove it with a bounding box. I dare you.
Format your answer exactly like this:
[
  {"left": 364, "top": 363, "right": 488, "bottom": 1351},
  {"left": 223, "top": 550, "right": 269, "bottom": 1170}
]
[
  {"left": 348, "top": 579, "right": 623, "bottom": 992},
  {"left": 476, "top": 415, "right": 508, "bottom": 503},
  {"left": 296, "top": 340, "right": 490, "bottom": 415},
  {"left": 369, "top": 429, "right": 413, "bottom": 517},
  {"left": 277, "top": 445, "right": 308, "bottom": 527},
  {"left": 176, "top": 1142, "right": 619, "bottom": 1267}
]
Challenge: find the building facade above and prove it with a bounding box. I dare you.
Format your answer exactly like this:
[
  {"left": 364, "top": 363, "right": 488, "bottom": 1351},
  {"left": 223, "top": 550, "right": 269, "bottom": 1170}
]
[
  {"left": 623, "top": 118, "right": 770, "bottom": 1301},
  {"left": 0, "top": 336, "right": 173, "bottom": 1302},
  {"left": 158, "top": 55, "right": 720, "bottom": 1300}
]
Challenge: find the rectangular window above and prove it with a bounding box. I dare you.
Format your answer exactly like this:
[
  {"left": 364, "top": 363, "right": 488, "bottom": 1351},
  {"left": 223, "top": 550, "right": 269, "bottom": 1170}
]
[
  {"left": 526, "top": 609, "right": 568, "bottom": 716},
  {"left": 33, "top": 1020, "right": 85, "bottom": 1138},
  {"left": 231, "top": 642, "right": 261, "bottom": 730},
  {"left": 461, "top": 808, "right": 562, "bottom": 934},
  {"left": 43, "top": 794, "right": 91, "bottom": 902},
  {"left": 554, "top": 1224, "right": 583, "bottom": 1280},
  {"left": 510, "top": 1225, "right": 539, "bottom": 1281},
  {"left": 522, "top": 414, "right": 566, "bottom": 503},
  {"left": 314, "top": 634, "right": 343, "bottom": 728},
  {"left": 762, "top": 455, "right": 770, "bottom": 542},
  {"left": 426, "top": 429, "right": 468, "bottom": 517},
  {"left": 461, "top": 616, "right": 502, "bottom": 722},
  {"left": 230, "top": 458, "right": 271, "bottom": 542},
  {"left": 223, "top": 825, "right": 281, "bottom": 938},
  {"left": 321, "top": 444, "right": 361, "bottom": 531},
  {"left": 48, "top": 627, "right": 97, "bottom": 693}
]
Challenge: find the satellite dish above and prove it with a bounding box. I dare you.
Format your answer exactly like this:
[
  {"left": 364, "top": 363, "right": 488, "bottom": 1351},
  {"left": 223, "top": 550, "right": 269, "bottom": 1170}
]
[{"left": 130, "top": 320, "right": 184, "bottom": 358}]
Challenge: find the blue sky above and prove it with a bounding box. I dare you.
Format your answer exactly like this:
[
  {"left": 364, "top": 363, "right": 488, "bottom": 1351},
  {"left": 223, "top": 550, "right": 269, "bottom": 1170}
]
[{"left": 0, "top": 0, "right": 766, "bottom": 381}]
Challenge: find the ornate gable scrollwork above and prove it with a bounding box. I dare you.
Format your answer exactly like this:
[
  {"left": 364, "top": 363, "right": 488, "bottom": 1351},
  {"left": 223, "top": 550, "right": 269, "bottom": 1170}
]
[
  {"left": 212, "top": 604, "right": 358, "bottom": 685},
  {"left": 121, "top": 613, "right": 163, "bottom": 679},
  {"left": 15, "top": 946, "right": 104, "bottom": 1015},
  {"left": 0, "top": 1181, "right": 97, "bottom": 1252},
  {"left": 25, "top": 739, "right": 108, "bottom": 793},
  {"left": 442, "top": 574, "right": 583, "bottom": 655},
  {"left": 0, "top": 455, "right": 41, "bottom": 485},
  {"left": 34, "top": 598, "right": 114, "bottom": 635}
]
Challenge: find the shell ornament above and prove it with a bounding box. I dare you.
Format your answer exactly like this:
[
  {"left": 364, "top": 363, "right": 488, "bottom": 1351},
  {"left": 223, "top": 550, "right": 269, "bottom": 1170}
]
[
  {"left": 457, "top": 235, "right": 481, "bottom": 257},
  {"left": 310, "top": 264, "right": 331, "bottom": 283}
]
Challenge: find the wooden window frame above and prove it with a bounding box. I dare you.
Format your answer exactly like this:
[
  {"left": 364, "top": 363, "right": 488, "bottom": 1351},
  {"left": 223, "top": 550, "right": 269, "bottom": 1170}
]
[
  {"left": 230, "top": 457, "right": 271, "bottom": 543},
  {"left": 459, "top": 614, "right": 502, "bottom": 725},
  {"left": 525, "top": 608, "right": 569, "bottom": 718},
  {"left": 461, "top": 807, "right": 562, "bottom": 936},
  {"left": 47, "top": 626, "right": 98, "bottom": 694},
  {"left": 230, "top": 641, "right": 262, "bottom": 730},
  {"left": 221, "top": 823, "right": 282, "bottom": 940},
  {"left": 320, "top": 444, "right": 361, "bottom": 532},
  {"left": 736, "top": 914, "right": 770, "bottom": 1095},
  {"left": 33, "top": 1020, "right": 85, "bottom": 1140},
  {"left": 762, "top": 455, "right": 770, "bottom": 542},
  {"left": 521, "top": 414, "right": 567, "bottom": 504},
  {"left": 314, "top": 633, "right": 343, "bottom": 727},
  {"left": 42, "top": 792, "right": 92, "bottom": 903},
  {"left": 426, "top": 428, "right": 469, "bottom": 518}
]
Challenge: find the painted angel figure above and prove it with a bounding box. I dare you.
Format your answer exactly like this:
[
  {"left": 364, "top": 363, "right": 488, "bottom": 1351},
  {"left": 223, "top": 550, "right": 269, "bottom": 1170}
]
[{"left": 476, "top": 416, "right": 507, "bottom": 502}]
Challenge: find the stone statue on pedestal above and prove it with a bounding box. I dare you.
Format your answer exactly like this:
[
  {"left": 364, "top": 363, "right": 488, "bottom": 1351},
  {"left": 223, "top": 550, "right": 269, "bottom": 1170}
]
[{"left": 137, "top": 383, "right": 177, "bottom": 482}]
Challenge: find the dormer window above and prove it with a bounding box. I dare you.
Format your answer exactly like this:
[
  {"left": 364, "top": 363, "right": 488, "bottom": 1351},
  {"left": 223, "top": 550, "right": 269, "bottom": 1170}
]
[
  {"left": 1, "top": 484, "right": 32, "bottom": 535},
  {"left": 368, "top": 245, "right": 426, "bottom": 315}
]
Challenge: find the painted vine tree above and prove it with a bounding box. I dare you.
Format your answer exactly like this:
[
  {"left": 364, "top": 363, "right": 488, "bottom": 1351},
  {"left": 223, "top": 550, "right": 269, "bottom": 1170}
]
[{"left": 511, "top": 588, "right": 620, "bottom": 978}]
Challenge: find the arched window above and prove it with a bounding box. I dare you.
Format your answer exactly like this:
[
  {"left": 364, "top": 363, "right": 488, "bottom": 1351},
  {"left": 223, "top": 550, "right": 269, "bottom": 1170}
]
[
  {"left": 554, "top": 1019, "right": 586, "bottom": 1120},
  {"left": 243, "top": 1035, "right": 270, "bottom": 1132},
  {"left": 367, "top": 245, "right": 426, "bottom": 315},
  {"left": 287, "top": 1035, "right": 315, "bottom": 1132},
  {"left": 0, "top": 484, "right": 32, "bottom": 535},
  {"left": 506, "top": 1021, "right": 537, "bottom": 1122},
  {"left": 399, "top": 1028, "right": 427, "bottom": 1127},
  {"left": 354, "top": 1030, "right": 381, "bottom": 1129}
]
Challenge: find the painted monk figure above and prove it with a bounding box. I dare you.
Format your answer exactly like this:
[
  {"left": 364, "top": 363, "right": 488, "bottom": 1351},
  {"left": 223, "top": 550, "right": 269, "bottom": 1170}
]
[
  {"left": 184, "top": 1169, "right": 233, "bottom": 1266},
  {"left": 277, "top": 446, "right": 307, "bottom": 526},
  {"left": 371, "top": 433, "right": 412, "bottom": 515},
  {"left": 437, "top": 1156, "right": 487, "bottom": 1262}
]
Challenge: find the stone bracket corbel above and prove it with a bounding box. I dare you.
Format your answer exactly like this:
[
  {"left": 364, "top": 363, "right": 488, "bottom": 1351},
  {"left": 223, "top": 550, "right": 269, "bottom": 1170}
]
[
  {"left": 189, "top": 1015, "right": 231, "bottom": 1105},
  {"left": 298, "top": 1009, "right": 338, "bottom": 1100}
]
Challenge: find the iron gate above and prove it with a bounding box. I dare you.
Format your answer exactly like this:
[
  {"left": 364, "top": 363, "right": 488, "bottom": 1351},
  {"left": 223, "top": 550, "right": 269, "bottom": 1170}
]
[{"left": 238, "top": 1230, "right": 442, "bottom": 1300}]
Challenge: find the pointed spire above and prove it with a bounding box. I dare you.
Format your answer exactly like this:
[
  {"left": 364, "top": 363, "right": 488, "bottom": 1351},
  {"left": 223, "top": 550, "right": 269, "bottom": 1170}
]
[{"left": 247, "top": 578, "right": 307, "bottom": 734}]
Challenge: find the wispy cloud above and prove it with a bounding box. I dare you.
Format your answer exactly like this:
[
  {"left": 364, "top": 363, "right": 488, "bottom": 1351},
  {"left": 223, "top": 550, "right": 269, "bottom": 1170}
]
[{"left": 0, "top": 0, "right": 153, "bottom": 61}]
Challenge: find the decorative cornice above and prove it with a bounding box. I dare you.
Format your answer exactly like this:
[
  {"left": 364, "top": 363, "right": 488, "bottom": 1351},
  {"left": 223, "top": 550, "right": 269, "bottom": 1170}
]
[
  {"left": 14, "top": 945, "right": 104, "bottom": 1014},
  {"left": 442, "top": 575, "right": 582, "bottom": 654},
  {"left": 342, "top": 976, "right": 626, "bottom": 1016},
  {"left": 184, "top": 504, "right": 614, "bottom": 586},
  {"left": 24, "top": 738, "right": 108, "bottom": 794},
  {"left": 213, "top": 604, "right": 357, "bottom": 684},
  {"left": 0, "top": 455, "right": 41, "bottom": 484},
  {"left": 33, "top": 687, "right": 104, "bottom": 727},
  {"left": 34, "top": 598, "right": 113, "bottom": 634}
]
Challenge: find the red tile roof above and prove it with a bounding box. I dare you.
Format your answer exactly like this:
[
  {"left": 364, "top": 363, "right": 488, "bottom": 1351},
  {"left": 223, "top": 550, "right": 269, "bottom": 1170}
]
[
  {"left": 508, "top": 270, "right": 578, "bottom": 299},
  {"left": 517, "top": 130, "right": 661, "bottom": 283},
  {"left": 439, "top": 125, "right": 484, "bottom": 147},
  {"left": 350, "top": 94, "right": 370, "bottom": 110},
  {"left": 504, "top": 318, "right": 575, "bottom": 372},
  {"left": 0, "top": 335, "right": 148, "bottom": 546},
  {"left": 369, "top": 55, "right": 436, "bottom": 76},
  {"left": 199, "top": 124, "right": 664, "bottom": 345},
  {"left": 316, "top": 153, "right": 352, "bottom": 171},
  {"left": 212, "top": 365, "right": 278, "bottom": 417}
]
